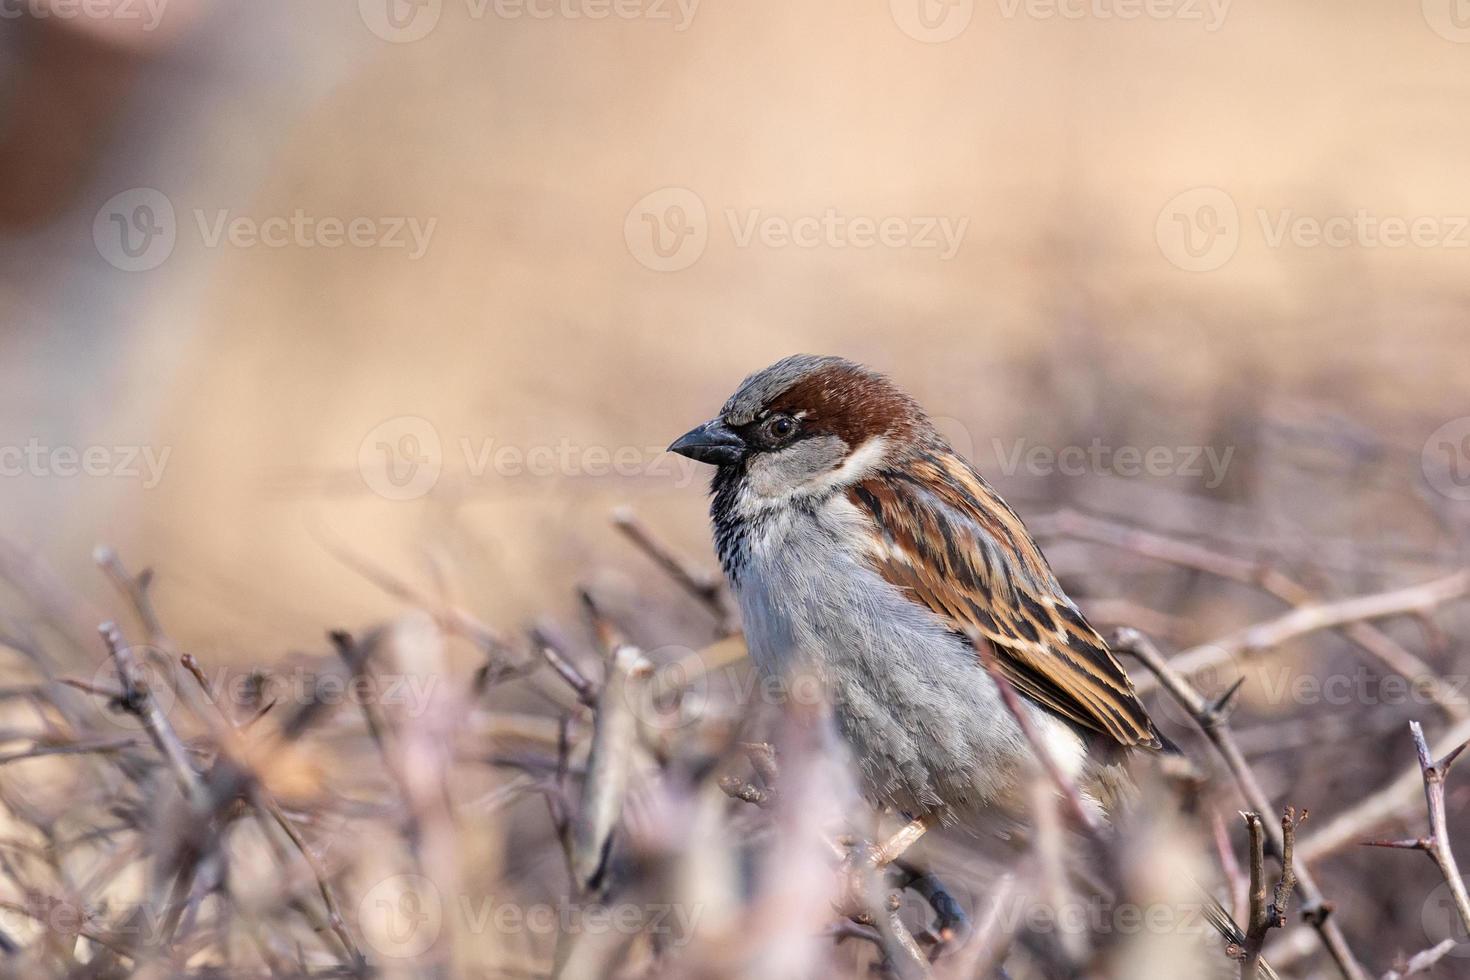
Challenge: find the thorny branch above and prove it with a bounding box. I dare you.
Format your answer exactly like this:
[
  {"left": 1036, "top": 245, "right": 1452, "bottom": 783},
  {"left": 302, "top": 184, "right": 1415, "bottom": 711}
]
[
  {"left": 1361, "top": 722, "right": 1470, "bottom": 943},
  {"left": 1113, "top": 628, "right": 1369, "bottom": 980},
  {"left": 0, "top": 457, "right": 1465, "bottom": 980},
  {"left": 1040, "top": 510, "right": 1470, "bottom": 722}
]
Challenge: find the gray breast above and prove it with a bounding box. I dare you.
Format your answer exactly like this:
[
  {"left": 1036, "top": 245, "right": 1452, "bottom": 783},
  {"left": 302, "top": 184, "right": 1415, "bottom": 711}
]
[{"left": 731, "top": 496, "right": 1041, "bottom": 820}]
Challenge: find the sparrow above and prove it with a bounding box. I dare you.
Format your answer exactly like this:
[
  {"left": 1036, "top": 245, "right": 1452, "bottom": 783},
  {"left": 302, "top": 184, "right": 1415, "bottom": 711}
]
[{"left": 668, "top": 354, "right": 1169, "bottom": 833}]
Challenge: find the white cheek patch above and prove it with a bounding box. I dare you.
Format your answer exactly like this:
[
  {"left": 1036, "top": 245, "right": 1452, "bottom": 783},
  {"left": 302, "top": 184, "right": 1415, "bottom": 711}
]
[{"left": 804, "top": 435, "right": 889, "bottom": 496}]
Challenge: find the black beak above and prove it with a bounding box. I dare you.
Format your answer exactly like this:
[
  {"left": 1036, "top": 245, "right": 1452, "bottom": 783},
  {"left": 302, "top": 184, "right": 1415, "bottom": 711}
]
[{"left": 668, "top": 419, "right": 746, "bottom": 466}]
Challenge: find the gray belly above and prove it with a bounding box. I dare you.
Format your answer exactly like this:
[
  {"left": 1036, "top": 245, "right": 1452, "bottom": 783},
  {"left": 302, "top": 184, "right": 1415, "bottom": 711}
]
[{"left": 732, "top": 502, "right": 1055, "bottom": 821}]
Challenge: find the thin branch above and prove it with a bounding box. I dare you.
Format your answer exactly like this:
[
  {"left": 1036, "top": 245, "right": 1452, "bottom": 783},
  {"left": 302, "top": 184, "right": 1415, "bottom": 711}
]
[
  {"left": 95, "top": 621, "right": 207, "bottom": 811},
  {"left": 571, "top": 641, "right": 650, "bottom": 891},
  {"left": 1360, "top": 722, "right": 1470, "bottom": 941},
  {"left": 1042, "top": 510, "right": 1469, "bottom": 721},
  {"left": 181, "top": 653, "right": 365, "bottom": 970},
  {"left": 1113, "top": 628, "right": 1368, "bottom": 980},
  {"left": 1300, "top": 714, "right": 1470, "bottom": 862},
  {"left": 1380, "top": 939, "right": 1459, "bottom": 979},
  {"left": 311, "top": 518, "right": 517, "bottom": 659},
  {"left": 1166, "top": 571, "right": 1470, "bottom": 682},
  {"left": 1239, "top": 808, "right": 1302, "bottom": 979},
  {"left": 528, "top": 622, "right": 598, "bottom": 707},
  {"left": 611, "top": 508, "right": 734, "bottom": 633},
  {"left": 0, "top": 735, "right": 139, "bottom": 765}
]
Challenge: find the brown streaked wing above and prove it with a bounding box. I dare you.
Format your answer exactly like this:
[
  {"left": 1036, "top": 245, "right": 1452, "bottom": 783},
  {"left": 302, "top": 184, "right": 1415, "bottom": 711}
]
[{"left": 848, "top": 454, "right": 1163, "bottom": 750}]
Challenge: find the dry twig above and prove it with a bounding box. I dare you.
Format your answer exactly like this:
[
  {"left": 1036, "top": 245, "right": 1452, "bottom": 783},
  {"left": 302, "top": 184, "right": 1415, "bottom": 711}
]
[
  {"left": 1361, "top": 722, "right": 1470, "bottom": 942},
  {"left": 1113, "top": 628, "right": 1368, "bottom": 980},
  {"left": 1237, "top": 808, "right": 1302, "bottom": 980}
]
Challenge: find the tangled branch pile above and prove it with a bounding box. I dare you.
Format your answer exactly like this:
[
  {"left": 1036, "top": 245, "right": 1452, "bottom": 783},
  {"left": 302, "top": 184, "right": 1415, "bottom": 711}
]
[{"left": 0, "top": 430, "right": 1467, "bottom": 980}]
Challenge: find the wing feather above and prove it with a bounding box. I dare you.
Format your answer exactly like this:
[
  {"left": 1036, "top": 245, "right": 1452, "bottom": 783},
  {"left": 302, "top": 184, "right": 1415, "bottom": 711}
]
[{"left": 849, "top": 452, "right": 1163, "bottom": 750}]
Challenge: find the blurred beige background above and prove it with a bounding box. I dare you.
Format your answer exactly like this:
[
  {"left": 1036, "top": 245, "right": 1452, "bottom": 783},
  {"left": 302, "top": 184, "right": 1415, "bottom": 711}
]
[{"left": 1, "top": 0, "right": 1468, "bottom": 660}]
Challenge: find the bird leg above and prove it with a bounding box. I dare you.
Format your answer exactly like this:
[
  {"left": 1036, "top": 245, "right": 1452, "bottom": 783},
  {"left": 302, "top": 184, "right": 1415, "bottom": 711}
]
[{"left": 893, "top": 857, "right": 972, "bottom": 949}]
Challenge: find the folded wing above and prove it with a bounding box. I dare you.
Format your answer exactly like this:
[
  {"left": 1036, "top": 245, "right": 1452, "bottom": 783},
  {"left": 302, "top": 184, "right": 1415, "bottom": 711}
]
[{"left": 848, "top": 451, "right": 1164, "bottom": 751}]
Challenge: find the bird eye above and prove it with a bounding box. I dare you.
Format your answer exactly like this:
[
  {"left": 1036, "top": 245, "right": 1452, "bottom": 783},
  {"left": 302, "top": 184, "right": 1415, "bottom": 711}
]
[{"left": 766, "top": 415, "right": 796, "bottom": 441}]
